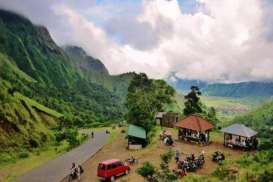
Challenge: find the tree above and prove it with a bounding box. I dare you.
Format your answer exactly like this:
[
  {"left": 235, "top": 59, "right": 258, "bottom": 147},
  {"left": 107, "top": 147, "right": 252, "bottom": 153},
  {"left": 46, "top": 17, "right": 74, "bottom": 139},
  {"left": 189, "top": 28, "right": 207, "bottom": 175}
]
[
  {"left": 183, "top": 86, "right": 202, "bottom": 115},
  {"left": 126, "top": 73, "right": 175, "bottom": 132}
]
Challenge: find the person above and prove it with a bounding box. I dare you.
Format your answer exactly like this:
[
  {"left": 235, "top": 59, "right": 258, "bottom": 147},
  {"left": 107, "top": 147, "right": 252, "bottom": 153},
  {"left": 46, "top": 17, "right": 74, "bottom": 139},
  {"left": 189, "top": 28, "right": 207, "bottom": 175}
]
[
  {"left": 175, "top": 150, "right": 180, "bottom": 163},
  {"left": 191, "top": 153, "right": 195, "bottom": 161},
  {"left": 164, "top": 136, "right": 169, "bottom": 144},
  {"left": 77, "top": 164, "right": 84, "bottom": 180},
  {"left": 69, "top": 162, "right": 77, "bottom": 180},
  {"left": 205, "top": 132, "right": 208, "bottom": 143},
  {"left": 91, "top": 131, "right": 94, "bottom": 138}
]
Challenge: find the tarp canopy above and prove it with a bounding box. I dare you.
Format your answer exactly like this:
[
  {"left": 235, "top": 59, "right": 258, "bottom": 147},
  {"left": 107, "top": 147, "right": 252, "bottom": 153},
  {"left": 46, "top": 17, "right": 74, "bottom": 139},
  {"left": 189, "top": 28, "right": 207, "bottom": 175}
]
[
  {"left": 175, "top": 115, "right": 214, "bottom": 132},
  {"left": 221, "top": 124, "right": 257, "bottom": 138},
  {"left": 128, "top": 124, "right": 146, "bottom": 139}
]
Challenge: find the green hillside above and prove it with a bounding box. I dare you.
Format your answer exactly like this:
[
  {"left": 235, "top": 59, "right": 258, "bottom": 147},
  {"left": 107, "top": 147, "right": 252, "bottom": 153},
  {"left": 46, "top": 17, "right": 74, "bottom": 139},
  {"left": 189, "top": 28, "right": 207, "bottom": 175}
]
[
  {"left": 63, "top": 46, "right": 135, "bottom": 102},
  {"left": 231, "top": 100, "right": 273, "bottom": 138},
  {"left": 0, "top": 9, "right": 134, "bottom": 153},
  {"left": 0, "top": 81, "right": 59, "bottom": 150}
]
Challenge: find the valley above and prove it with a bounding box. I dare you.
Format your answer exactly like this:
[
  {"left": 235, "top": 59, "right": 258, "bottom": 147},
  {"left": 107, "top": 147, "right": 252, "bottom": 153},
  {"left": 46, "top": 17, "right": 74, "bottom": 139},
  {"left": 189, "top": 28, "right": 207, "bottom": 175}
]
[{"left": 0, "top": 7, "right": 273, "bottom": 182}]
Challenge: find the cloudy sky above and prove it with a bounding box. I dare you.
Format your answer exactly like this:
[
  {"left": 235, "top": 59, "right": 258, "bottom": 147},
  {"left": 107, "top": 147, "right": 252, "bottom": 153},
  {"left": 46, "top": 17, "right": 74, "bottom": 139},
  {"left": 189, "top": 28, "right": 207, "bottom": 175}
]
[{"left": 0, "top": 0, "right": 273, "bottom": 82}]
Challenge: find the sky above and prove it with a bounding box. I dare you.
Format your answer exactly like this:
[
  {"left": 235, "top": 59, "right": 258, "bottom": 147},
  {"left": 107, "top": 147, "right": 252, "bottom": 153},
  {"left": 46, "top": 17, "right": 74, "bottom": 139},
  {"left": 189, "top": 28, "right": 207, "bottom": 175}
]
[{"left": 0, "top": 0, "right": 273, "bottom": 82}]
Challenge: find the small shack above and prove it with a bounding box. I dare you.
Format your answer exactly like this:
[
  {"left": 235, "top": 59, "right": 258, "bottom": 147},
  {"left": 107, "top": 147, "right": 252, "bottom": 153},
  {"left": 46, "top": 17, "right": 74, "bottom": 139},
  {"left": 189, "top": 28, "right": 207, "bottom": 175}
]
[
  {"left": 221, "top": 124, "right": 258, "bottom": 150},
  {"left": 175, "top": 115, "right": 214, "bottom": 144},
  {"left": 127, "top": 124, "right": 147, "bottom": 150},
  {"left": 155, "top": 112, "right": 179, "bottom": 128}
]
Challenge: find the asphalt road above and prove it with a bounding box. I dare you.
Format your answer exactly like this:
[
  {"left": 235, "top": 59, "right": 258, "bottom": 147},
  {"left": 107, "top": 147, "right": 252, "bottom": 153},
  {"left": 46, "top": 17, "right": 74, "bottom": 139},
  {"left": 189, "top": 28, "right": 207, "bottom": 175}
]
[{"left": 16, "top": 131, "right": 108, "bottom": 182}]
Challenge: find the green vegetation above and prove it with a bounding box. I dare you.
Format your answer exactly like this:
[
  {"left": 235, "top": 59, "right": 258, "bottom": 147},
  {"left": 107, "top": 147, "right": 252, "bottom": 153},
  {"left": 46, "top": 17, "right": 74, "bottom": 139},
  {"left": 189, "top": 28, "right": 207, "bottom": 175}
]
[
  {"left": 126, "top": 73, "right": 175, "bottom": 134},
  {"left": 137, "top": 149, "right": 177, "bottom": 182},
  {"left": 183, "top": 86, "right": 202, "bottom": 115},
  {"left": 182, "top": 100, "right": 273, "bottom": 182},
  {"left": 0, "top": 9, "right": 134, "bottom": 154},
  {"left": 0, "top": 142, "right": 69, "bottom": 182}
]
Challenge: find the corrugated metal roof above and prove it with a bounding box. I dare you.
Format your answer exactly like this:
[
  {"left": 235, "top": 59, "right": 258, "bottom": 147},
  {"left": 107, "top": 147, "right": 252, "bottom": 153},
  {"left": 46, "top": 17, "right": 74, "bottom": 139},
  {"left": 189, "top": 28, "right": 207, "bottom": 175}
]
[
  {"left": 221, "top": 124, "right": 257, "bottom": 137},
  {"left": 128, "top": 124, "right": 146, "bottom": 139},
  {"left": 175, "top": 115, "right": 214, "bottom": 131}
]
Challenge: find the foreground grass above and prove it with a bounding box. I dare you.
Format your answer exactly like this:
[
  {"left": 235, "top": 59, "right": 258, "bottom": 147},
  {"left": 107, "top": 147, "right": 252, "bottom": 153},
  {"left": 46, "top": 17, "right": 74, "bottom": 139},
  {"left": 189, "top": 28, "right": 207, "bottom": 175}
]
[{"left": 0, "top": 142, "right": 68, "bottom": 182}]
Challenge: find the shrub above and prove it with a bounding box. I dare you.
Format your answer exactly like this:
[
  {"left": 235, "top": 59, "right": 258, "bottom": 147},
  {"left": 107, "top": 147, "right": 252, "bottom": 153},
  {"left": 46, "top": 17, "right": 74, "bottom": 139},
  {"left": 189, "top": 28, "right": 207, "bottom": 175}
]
[
  {"left": 137, "top": 161, "right": 157, "bottom": 178},
  {"left": 257, "top": 170, "right": 273, "bottom": 182},
  {"left": 258, "top": 139, "right": 273, "bottom": 151},
  {"left": 0, "top": 153, "right": 16, "bottom": 164},
  {"left": 18, "top": 151, "right": 29, "bottom": 159}
]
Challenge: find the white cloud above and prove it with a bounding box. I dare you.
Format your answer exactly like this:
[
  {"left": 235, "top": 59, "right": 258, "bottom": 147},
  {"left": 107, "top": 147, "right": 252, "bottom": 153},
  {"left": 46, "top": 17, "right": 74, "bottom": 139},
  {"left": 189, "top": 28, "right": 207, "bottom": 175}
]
[{"left": 1, "top": 0, "right": 273, "bottom": 82}]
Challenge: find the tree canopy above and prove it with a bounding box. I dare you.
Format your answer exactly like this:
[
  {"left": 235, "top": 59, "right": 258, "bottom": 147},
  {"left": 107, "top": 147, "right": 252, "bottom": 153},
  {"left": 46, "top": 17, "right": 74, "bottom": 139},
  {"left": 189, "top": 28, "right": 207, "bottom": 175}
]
[
  {"left": 126, "top": 73, "right": 175, "bottom": 132},
  {"left": 183, "top": 86, "right": 202, "bottom": 115}
]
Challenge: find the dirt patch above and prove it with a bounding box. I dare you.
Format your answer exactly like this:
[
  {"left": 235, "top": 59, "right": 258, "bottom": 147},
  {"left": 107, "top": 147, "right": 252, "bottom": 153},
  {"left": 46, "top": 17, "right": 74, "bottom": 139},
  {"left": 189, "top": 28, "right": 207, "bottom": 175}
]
[{"left": 63, "top": 130, "right": 244, "bottom": 182}]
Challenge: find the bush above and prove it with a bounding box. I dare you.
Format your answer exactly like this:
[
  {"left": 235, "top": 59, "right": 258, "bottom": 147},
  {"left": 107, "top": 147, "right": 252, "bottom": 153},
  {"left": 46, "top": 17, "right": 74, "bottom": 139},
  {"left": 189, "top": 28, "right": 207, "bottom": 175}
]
[
  {"left": 137, "top": 161, "right": 157, "bottom": 178},
  {"left": 258, "top": 139, "right": 273, "bottom": 151},
  {"left": 257, "top": 170, "right": 273, "bottom": 182},
  {"left": 54, "top": 128, "right": 81, "bottom": 149},
  {"left": 0, "top": 152, "right": 16, "bottom": 164},
  {"left": 18, "top": 151, "right": 29, "bottom": 159}
]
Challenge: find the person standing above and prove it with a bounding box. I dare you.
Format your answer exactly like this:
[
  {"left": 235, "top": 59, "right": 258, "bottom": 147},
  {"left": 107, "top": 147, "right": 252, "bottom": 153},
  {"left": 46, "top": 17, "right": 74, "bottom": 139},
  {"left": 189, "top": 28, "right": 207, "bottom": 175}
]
[{"left": 175, "top": 150, "right": 180, "bottom": 163}]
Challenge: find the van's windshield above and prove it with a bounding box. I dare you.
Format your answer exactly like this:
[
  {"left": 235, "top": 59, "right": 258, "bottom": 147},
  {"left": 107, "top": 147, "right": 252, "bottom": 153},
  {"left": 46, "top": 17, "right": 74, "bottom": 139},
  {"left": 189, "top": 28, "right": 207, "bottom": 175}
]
[{"left": 98, "top": 164, "right": 106, "bottom": 170}]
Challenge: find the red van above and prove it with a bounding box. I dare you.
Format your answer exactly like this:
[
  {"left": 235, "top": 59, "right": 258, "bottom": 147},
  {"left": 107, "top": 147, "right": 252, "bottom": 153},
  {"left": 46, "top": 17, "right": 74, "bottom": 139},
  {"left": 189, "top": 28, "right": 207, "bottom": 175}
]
[{"left": 97, "top": 159, "right": 130, "bottom": 181}]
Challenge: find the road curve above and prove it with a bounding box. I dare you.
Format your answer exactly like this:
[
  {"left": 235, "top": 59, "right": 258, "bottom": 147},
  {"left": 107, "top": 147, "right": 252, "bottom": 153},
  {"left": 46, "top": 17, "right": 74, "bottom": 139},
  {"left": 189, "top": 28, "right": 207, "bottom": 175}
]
[{"left": 16, "top": 131, "right": 108, "bottom": 182}]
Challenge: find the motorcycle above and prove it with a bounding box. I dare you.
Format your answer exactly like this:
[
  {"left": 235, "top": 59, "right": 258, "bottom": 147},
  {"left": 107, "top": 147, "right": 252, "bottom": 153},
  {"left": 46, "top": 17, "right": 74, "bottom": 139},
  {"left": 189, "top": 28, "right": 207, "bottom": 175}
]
[{"left": 212, "top": 151, "right": 225, "bottom": 163}]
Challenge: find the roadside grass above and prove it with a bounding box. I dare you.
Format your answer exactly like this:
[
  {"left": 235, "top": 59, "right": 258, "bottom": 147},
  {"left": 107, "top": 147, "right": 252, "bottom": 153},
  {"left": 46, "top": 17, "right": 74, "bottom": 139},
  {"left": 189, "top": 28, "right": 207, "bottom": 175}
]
[
  {"left": 0, "top": 141, "right": 68, "bottom": 182},
  {"left": 79, "top": 126, "right": 121, "bottom": 144}
]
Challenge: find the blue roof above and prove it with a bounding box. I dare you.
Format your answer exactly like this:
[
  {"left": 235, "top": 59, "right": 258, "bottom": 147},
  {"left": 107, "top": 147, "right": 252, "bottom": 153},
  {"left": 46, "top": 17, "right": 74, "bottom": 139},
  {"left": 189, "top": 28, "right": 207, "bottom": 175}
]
[{"left": 221, "top": 124, "right": 257, "bottom": 137}]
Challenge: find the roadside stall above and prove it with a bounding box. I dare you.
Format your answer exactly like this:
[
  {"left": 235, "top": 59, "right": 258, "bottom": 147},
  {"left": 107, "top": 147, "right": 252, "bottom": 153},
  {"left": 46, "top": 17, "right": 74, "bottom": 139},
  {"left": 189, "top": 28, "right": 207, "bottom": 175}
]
[{"left": 127, "top": 124, "right": 147, "bottom": 150}]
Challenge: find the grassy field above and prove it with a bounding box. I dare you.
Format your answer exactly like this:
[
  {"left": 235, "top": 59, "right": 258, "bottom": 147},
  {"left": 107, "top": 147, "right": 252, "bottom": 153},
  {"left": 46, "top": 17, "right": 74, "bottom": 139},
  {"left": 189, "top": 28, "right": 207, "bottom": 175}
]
[
  {"left": 0, "top": 142, "right": 69, "bottom": 182},
  {"left": 173, "top": 93, "right": 254, "bottom": 121}
]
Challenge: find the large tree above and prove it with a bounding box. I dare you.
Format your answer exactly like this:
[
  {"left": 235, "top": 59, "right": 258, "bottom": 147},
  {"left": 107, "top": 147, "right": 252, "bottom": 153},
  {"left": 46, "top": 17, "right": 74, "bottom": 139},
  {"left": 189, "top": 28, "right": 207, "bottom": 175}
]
[
  {"left": 126, "top": 73, "right": 175, "bottom": 132},
  {"left": 183, "top": 86, "right": 202, "bottom": 115}
]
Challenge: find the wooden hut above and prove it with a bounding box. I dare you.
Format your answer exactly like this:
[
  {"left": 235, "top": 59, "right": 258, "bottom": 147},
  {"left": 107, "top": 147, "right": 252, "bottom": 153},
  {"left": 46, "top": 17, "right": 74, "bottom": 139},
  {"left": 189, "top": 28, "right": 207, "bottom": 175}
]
[
  {"left": 175, "top": 115, "right": 214, "bottom": 144},
  {"left": 127, "top": 124, "right": 147, "bottom": 150},
  {"left": 155, "top": 112, "right": 179, "bottom": 128},
  {"left": 221, "top": 124, "right": 258, "bottom": 150}
]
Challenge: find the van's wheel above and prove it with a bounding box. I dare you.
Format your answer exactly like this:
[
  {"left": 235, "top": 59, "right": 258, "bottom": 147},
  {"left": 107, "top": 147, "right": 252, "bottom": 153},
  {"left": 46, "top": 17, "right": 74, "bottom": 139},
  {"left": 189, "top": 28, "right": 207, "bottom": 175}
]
[
  {"left": 125, "top": 170, "right": 129, "bottom": 175},
  {"left": 110, "top": 176, "right": 115, "bottom": 181}
]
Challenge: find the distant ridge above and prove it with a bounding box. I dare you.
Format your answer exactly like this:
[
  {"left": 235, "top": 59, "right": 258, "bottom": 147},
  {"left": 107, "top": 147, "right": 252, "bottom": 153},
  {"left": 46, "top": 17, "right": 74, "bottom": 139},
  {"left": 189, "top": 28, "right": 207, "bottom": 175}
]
[{"left": 167, "top": 75, "right": 273, "bottom": 98}]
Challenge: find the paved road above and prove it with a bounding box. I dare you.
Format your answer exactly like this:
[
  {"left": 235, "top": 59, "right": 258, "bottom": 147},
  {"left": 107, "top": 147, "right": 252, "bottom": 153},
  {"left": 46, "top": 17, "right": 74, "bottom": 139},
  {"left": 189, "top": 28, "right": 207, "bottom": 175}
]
[{"left": 16, "top": 131, "right": 108, "bottom": 182}]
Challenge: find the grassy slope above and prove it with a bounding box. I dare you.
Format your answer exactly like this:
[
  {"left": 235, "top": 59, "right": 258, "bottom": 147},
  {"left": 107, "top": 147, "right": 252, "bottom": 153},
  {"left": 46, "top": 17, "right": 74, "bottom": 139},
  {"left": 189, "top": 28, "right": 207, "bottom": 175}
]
[
  {"left": 0, "top": 80, "right": 61, "bottom": 150},
  {"left": 14, "top": 93, "right": 62, "bottom": 118},
  {"left": 0, "top": 142, "right": 68, "bottom": 182},
  {"left": 171, "top": 93, "right": 253, "bottom": 121}
]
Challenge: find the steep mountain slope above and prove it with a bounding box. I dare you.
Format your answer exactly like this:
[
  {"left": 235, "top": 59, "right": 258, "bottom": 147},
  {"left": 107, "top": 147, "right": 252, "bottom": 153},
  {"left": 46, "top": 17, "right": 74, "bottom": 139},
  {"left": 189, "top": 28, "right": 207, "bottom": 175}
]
[
  {"left": 63, "top": 46, "right": 114, "bottom": 92},
  {"left": 0, "top": 10, "right": 131, "bottom": 150},
  {"left": 0, "top": 81, "right": 61, "bottom": 150},
  {"left": 64, "top": 46, "right": 135, "bottom": 102}
]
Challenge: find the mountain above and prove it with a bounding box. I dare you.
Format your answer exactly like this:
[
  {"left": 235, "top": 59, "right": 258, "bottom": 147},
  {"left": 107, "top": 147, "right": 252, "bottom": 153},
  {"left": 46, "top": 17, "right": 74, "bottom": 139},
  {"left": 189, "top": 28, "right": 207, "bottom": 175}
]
[
  {"left": 64, "top": 45, "right": 135, "bottom": 101},
  {"left": 0, "top": 9, "right": 133, "bottom": 150},
  {"left": 203, "top": 82, "right": 273, "bottom": 98},
  {"left": 168, "top": 76, "right": 273, "bottom": 98}
]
